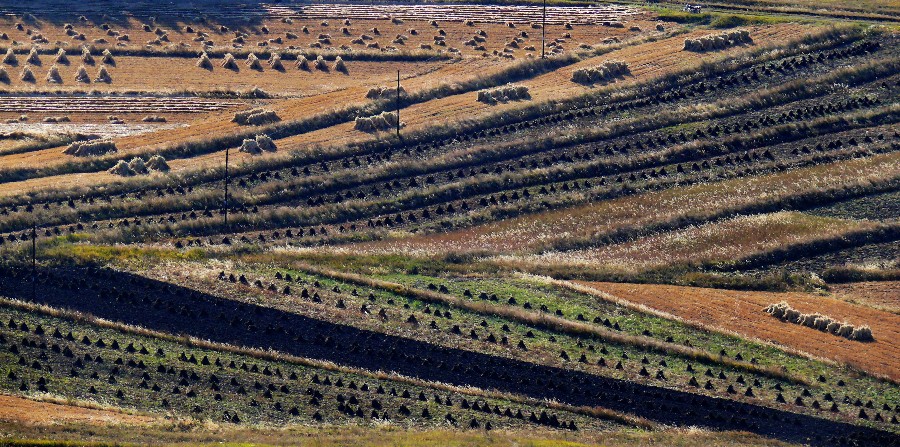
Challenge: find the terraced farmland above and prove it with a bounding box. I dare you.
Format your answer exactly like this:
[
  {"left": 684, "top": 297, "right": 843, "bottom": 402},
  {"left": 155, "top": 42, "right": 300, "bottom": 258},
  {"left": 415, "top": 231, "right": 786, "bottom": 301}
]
[{"left": 0, "top": 2, "right": 897, "bottom": 446}]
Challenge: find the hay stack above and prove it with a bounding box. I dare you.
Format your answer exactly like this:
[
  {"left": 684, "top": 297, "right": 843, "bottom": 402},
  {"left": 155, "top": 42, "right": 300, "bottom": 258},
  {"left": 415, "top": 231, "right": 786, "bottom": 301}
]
[
  {"left": 128, "top": 157, "right": 149, "bottom": 174},
  {"left": 476, "top": 84, "right": 530, "bottom": 103},
  {"left": 572, "top": 60, "right": 629, "bottom": 84},
  {"left": 101, "top": 49, "right": 114, "bottom": 64},
  {"left": 3, "top": 48, "right": 16, "bottom": 65},
  {"left": 108, "top": 160, "right": 134, "bottom": 176},
  {"left": 296, "top": 55, "right": 309, "bottom": 70},
  {"left": 255, "top": 134, "right": 277, "bottom": 152},
  {"left": 246, "top": 53, "right": 262, "bottom": 70},
  {"left": 81, "top": 47, "right": 94, "bottom": 64},
  {"left": 239, "top": 138, "right": 262, "bottom": 154},
  {"left": 232, "top": 108, "right": 281, "bottom": 126},
  {"left": 20, "top": 66, "right": 35, "bottom": 82},
  {"left": 765, "top": 301, "right": 874, "bottom": 341},
  {"left": 366, "top": 85, "right": 407, "bottom": 100},
  {"left": 222, "top": 53, "right": 238, "bottom": 69},
  {"left": 74, "top": 65, "right": 90, "bottom": 83},
  {"left": 196, "top": 52, "right": 212, "bottom": 69},
  {"left": 95, "top": 65, "right": 111, "bottom": 83},
  {"left": 314, "top": 55, "right": 327, "bottom": 70},
  {"left": 55, "top": 48, "right": 69, "bottom": 64},
  {"left": 268, "top": 53, "right": 283, "bottom": 70},
  {"left": 0, "top": 67, "right": 8, "bottom": 83},
  {"left": 146, "top": 155, "right": 170, "bottom": 171},
  {"left": 333, "top": 56, "right": 346, "bottom": 73},
  {"left": 46, "top": 64, "right": 62, "bottom": 83},
  {"left": 64, "top": 140, "right": 117, "bottom": 157},
  {"left": 354, "top": 111, "right": 400, "bottom": 132},
  {"left": 26, "top": 47, "right": 40, "bottom": 65}
]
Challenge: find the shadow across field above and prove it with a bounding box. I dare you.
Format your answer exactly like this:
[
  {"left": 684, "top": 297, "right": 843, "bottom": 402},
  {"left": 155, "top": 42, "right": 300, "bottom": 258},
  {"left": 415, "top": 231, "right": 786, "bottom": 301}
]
[{"left": 0, "top": 265, "right": 894, "bottom": 446}]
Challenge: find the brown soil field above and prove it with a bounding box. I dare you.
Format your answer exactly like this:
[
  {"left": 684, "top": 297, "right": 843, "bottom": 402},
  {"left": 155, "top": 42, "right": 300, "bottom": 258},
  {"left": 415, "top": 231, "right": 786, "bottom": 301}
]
[
  {"left": 830, "top": 281, "right": 900, "bottom": 313},
  {"left": 0, "top": 393, "right": 157, "bottom": 426},
  {"left": 347, "top": 151, "right": 900, "bottom": 256},
  {"left": 573, "top": 281, "right": 900, "bottom": 380},
  {"left": 534, "top": 212, "right": 879, "bottom": 270}
]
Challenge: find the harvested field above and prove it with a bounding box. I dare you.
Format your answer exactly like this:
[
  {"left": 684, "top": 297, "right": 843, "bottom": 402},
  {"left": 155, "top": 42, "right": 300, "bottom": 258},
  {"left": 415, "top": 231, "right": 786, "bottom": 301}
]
[
  {"left": 0, "top": 393, "right": 157, "bottom": 426},
  {"left": 535, "top": 212, "right": 883, "bottom": 270},
  {"left": 0, "top": 4, "right": 897, "bottom": 446},
  {"left": 830, "top": 281, "right": 900, "bottom": 313},
  {"left": 574, "top": 281, "right": 900, "bottom": 380},
  {"left": 350, "top": 152, "right": 900, "bottom": 256}
]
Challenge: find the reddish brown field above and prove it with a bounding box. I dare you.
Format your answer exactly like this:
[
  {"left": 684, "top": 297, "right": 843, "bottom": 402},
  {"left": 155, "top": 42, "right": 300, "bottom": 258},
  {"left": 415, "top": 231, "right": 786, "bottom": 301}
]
[
  {"left": 574, "top": 281, "right": 900, "bottom": 380},
  {"left": 831, "top": 281, "right": 900, "bottom": 313},
  {"left": 0, "top": 393, "right": 157, "bottom": 426}
]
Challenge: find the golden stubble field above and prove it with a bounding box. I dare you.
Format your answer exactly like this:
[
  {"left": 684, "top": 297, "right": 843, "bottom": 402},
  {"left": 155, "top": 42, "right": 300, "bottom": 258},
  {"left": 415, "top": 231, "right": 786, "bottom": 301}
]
[{"left": 0, "top": 23, "right": 807, "bottom": 199}]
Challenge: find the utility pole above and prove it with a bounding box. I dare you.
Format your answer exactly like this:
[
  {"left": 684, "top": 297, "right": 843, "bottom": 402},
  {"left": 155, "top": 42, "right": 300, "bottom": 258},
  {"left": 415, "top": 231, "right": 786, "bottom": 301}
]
[
  {"left": 396, "top": 70, "right": 401, "bottom": 138},
  {"left": 541, "top": 0, "right": 547, "bottom": 59},
  {"left": 31, "top": 221, "right": 36, "bottom": 302},
  {"left": 224, "top": 146, "right": 230, "bottom": 228}
]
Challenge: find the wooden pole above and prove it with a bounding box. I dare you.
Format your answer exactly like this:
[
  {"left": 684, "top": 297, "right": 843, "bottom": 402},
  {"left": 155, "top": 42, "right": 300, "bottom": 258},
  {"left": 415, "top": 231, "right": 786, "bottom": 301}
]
[
  {"left": 31, "top": 221, "right": 36, "bottom": 301},
  {"left": 224, "top": 146, "right": 230, "bottom": 228},
  {"left": 541, "top": 0, "right": 546, "bottom": 59},
  {"left": 396, "top": 70, "right": 401, "bottom": 138}
]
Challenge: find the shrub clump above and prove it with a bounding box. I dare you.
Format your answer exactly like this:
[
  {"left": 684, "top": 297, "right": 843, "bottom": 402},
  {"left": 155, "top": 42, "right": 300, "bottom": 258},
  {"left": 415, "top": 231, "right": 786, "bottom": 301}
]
[
  {"left": 232, "top": 108, "right": 281, "bottom": 126},
  {"left": 476, "top": 84, "right": 530, "bottom": 104},
  {"left": 684, "top": 30, "right": 752, "bottom": 52},
  {"left": 764, "top": 302, "right": 874, "bottom": 342},
  {"left": 571, "top": 60, "right": 629, "bottom": 84},
  {"left": 366, "top": 85, "right": 408, "bottom": 100},
  {"left": 64, "top": 139, "right": 117, "bottom": 157},
  {"left": 354, "top": 111, "right": 400, "bottom": 132}
]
